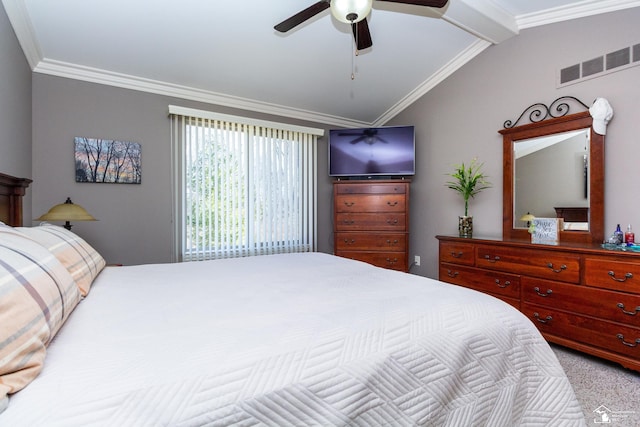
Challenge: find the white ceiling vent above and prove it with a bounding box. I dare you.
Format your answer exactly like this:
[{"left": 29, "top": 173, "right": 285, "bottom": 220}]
[{"left": 558, "top": 42, "right": 640, "bottom": 87}]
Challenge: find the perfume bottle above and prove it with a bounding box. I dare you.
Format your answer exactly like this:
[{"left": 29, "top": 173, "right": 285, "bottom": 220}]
[
  {"left": 615, "top": 224, "right": 624, "bottom": 244},
  {"left": 625, "top": 224, "right": 635, "bottom": 245}
]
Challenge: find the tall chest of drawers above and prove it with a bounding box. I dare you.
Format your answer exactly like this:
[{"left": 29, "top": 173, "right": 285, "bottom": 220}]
[
  {"left": 334, "top": 180, "right": 410, "bottom": 272},
  {"left": 437, "top": 235, "right": 640, "bottom": 371}
]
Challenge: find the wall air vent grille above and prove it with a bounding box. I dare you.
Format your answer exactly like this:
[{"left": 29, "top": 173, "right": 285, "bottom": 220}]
[
  {"left": 560, "top": 64, "right": 581, "bottom": 83},
  {"left": 606, "top": 48, "right": 630, "bottom": 70},
  {"left": 558, "top": 42, "right": 639, "bottom": 87},
  {"left": 582, "top": 57, "right": 603, "bottom": 77}
]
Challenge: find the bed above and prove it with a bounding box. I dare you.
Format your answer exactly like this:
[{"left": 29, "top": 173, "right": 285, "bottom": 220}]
[{"left": 0, "top": 174, "right": 586, "bottom": 426}]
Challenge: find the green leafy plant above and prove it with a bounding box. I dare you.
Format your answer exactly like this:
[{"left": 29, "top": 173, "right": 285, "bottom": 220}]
[{"left": 445, "top": 158, "right": 491, "bottom": 217}]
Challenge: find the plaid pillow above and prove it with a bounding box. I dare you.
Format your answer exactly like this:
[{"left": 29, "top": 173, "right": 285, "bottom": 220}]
[
  {"left": 0, "top": 223, "right": 81, "bottom": 404},
  {"left": 19, "top": 224, "right": 106, "bottom": 296}
]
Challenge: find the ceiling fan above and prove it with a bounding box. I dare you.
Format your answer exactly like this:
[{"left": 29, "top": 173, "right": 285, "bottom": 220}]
[{"left": 274, "top": 0, "right": 449, "bottom": 50}]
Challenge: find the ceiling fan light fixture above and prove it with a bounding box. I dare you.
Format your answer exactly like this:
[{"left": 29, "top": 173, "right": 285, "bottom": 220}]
[{"left": 331, "top": 0, "right": 373, "bottom": 24}]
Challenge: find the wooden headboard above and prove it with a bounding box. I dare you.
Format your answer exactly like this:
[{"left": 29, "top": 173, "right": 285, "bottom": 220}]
[{"left": 0, "top": 172, "right": 32, "bottom": 226}]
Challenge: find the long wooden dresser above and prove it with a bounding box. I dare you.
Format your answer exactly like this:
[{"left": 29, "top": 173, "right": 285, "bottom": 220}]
[
  {"left": 437, "top": 235, "right": 640, "bottom": 371},
  {"left": 334, "top": 180, "right": 410, "bottom": 272}
]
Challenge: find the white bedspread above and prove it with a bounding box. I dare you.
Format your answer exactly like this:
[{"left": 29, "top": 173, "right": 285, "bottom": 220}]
[{"left": 1, "top": 253, "right": 585, "bottom": 426}]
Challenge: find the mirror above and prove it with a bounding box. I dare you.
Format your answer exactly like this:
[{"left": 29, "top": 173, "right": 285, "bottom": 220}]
[
  {"left": 514, "top": 128, "right": 590, "bottom": 229},
  {"left": 500, "top": 111, "right": 604, "bottom": 244}
]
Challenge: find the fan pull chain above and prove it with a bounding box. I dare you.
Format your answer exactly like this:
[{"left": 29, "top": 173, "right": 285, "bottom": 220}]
[
  {"left": 351, "top": 21, "right": 358, "bottom": 80},
  {"left": 352, "top": 47, "right": 359, "bottom": 80},
  {"left": 351, "top": 50, "right": 356, "bottom": 80}
]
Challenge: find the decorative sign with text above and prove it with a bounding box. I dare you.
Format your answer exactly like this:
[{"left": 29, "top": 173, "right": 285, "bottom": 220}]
[{"left": 531, "top": 218, "right": 562, "bottom": 245}]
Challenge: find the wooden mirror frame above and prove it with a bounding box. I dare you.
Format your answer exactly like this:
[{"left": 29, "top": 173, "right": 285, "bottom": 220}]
[{"left": 499, "top": 111, "right": 604, "bottom": 244}]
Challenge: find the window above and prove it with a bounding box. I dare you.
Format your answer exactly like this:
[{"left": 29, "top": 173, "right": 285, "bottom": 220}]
[{"left": 170, "top": 106, "right": 323, "bottom": 262}]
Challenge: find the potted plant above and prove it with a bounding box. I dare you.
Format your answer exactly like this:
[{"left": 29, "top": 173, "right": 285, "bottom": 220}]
[{"left": 445, "top": 158, "right": 491, "bottom": 237}]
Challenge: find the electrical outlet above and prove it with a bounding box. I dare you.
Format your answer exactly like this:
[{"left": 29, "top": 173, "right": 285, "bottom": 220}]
[{"left": 414, "top": 255, "right": 421, "bottom": 266}]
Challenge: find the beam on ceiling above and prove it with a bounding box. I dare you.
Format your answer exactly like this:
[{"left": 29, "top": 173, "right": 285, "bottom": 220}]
[{"left": 436, "top": 0, "right": 519, "bottom": 44}]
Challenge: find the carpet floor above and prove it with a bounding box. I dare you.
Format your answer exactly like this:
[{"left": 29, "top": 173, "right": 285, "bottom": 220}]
[{"left": 551, "top": 344, "right": 640, "bottom": 426}]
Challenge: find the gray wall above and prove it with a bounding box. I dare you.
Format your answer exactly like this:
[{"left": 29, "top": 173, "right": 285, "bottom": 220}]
[
  {"left": 26, "top": 7, "right": 640, "bottom": 272},
  {"left": 0, "top": 3, "right": 32, "bottom": 219},
  {"left": 388, "top": 8, "right": 640, "bottom": 278},
  {"left": 31, "top": 75, "right": 336, "bottom": 264}
]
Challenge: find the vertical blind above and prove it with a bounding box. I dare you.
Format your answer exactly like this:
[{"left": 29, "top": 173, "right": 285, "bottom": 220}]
[{"left": 170, "top": 106, "right": 323, "bottom": 262}]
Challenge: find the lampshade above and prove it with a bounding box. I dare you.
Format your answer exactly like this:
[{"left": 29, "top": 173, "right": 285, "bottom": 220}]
[
  {"left": 331, "top": 0, "right": 373, "bottom": 23},
  {"left": 36, "top": 197, "right": 97, "bottom": 230},
  {"left": 520, "top": 213, "right": 535, "bottom": 222}
]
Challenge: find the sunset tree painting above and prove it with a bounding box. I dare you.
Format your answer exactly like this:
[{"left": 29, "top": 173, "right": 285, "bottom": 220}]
[{"left": 75, "top": 137, "right": 142, "bottom": 184}]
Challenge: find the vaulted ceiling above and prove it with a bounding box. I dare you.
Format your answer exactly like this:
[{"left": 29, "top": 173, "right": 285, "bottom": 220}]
[{"left": 4, "top": 0, "right": 639, "bottom": 127}]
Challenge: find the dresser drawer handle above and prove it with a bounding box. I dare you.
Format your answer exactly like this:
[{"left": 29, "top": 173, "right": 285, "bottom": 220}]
[
  {"left": 386, "top": 239, "right": 399, "bottom": 245},
  {"left": 616, "top": 334, "right": 640, "bottom": 348},
  {"left": 547, "top": 263, "right": 567, "bottom": 273},
  {"left": 533, "top": 312, "right": 553, "bottom": 324},
  {"left": 534, "top": 287, "right": 553, "bottom": 297},
  {"left": 608, "top": 271, "right": 633, "bottom": 282},
  {"left": 387, "top": 201, "right": 398, "bottom": 207},
  {"left": 617, "top": 303, "right": 640, "bottom": 316},
  {"left": 450, "top": 251, "right": 464, "bottom": 258},
  {"left": 343, "top": 219, "right": 355, "bottom": 225},
  {"left": 343, "top": 201, "right": 355, "bottom": 207},
  {"left": 484, "top": 255, "right": 500, "bottom": 263},
  {"left": 386, "top": 219, "right": 399, "bottom": 225},
  {"left": 343, "top": 239, "right": 356, "bottom": 245},
  {"left": 446, "top": 269, "right": 459, "bottom": 278},
  {"left": 495, "top": 279, "right": 511, "bottom": 288},
  {"left": 386, "top": 257, "right": 398, "bottom": 264}
]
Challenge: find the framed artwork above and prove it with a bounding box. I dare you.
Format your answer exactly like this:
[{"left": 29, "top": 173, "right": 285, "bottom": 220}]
[{"left": 75, "top": 137, "right": 141, "bottom": 184}]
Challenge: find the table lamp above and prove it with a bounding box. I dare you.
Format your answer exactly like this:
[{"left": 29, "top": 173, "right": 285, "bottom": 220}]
[{"left": 36, "top": 197, "right": 97, "bottom": 230}]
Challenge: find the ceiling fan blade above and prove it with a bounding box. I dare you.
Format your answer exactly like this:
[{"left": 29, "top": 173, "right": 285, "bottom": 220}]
[
  {"left": 351, "top": 18, "right": 373, "bottom": 50},
  {"left": 376, "top": 0, "right": 448, "bottom": 8},
  {"left": 274, "top": 1, "right": 330, "bottom": 33}
]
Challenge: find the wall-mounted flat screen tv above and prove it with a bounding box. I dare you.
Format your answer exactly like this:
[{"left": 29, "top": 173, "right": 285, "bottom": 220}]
[{"left": 328, "top": 125, "right": 415, "bottom": 177}]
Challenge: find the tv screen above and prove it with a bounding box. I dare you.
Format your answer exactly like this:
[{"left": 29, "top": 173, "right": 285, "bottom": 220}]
[{"left": 329, "top": 126, "right": 415, "bottom": 177}]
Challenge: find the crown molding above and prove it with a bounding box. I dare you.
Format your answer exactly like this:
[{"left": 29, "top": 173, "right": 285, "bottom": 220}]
[
  {"left": 516, "top": 0, "right": 640, "bottom": 29},
  {"left": 373, "top": 39, "right": 492, "bottom": 126},
  {"left": 34, "top": 59, "right": 370, "bottom": 129},
  {"left": 1, "top": 0, "right": 41, "bottom": 68}
]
